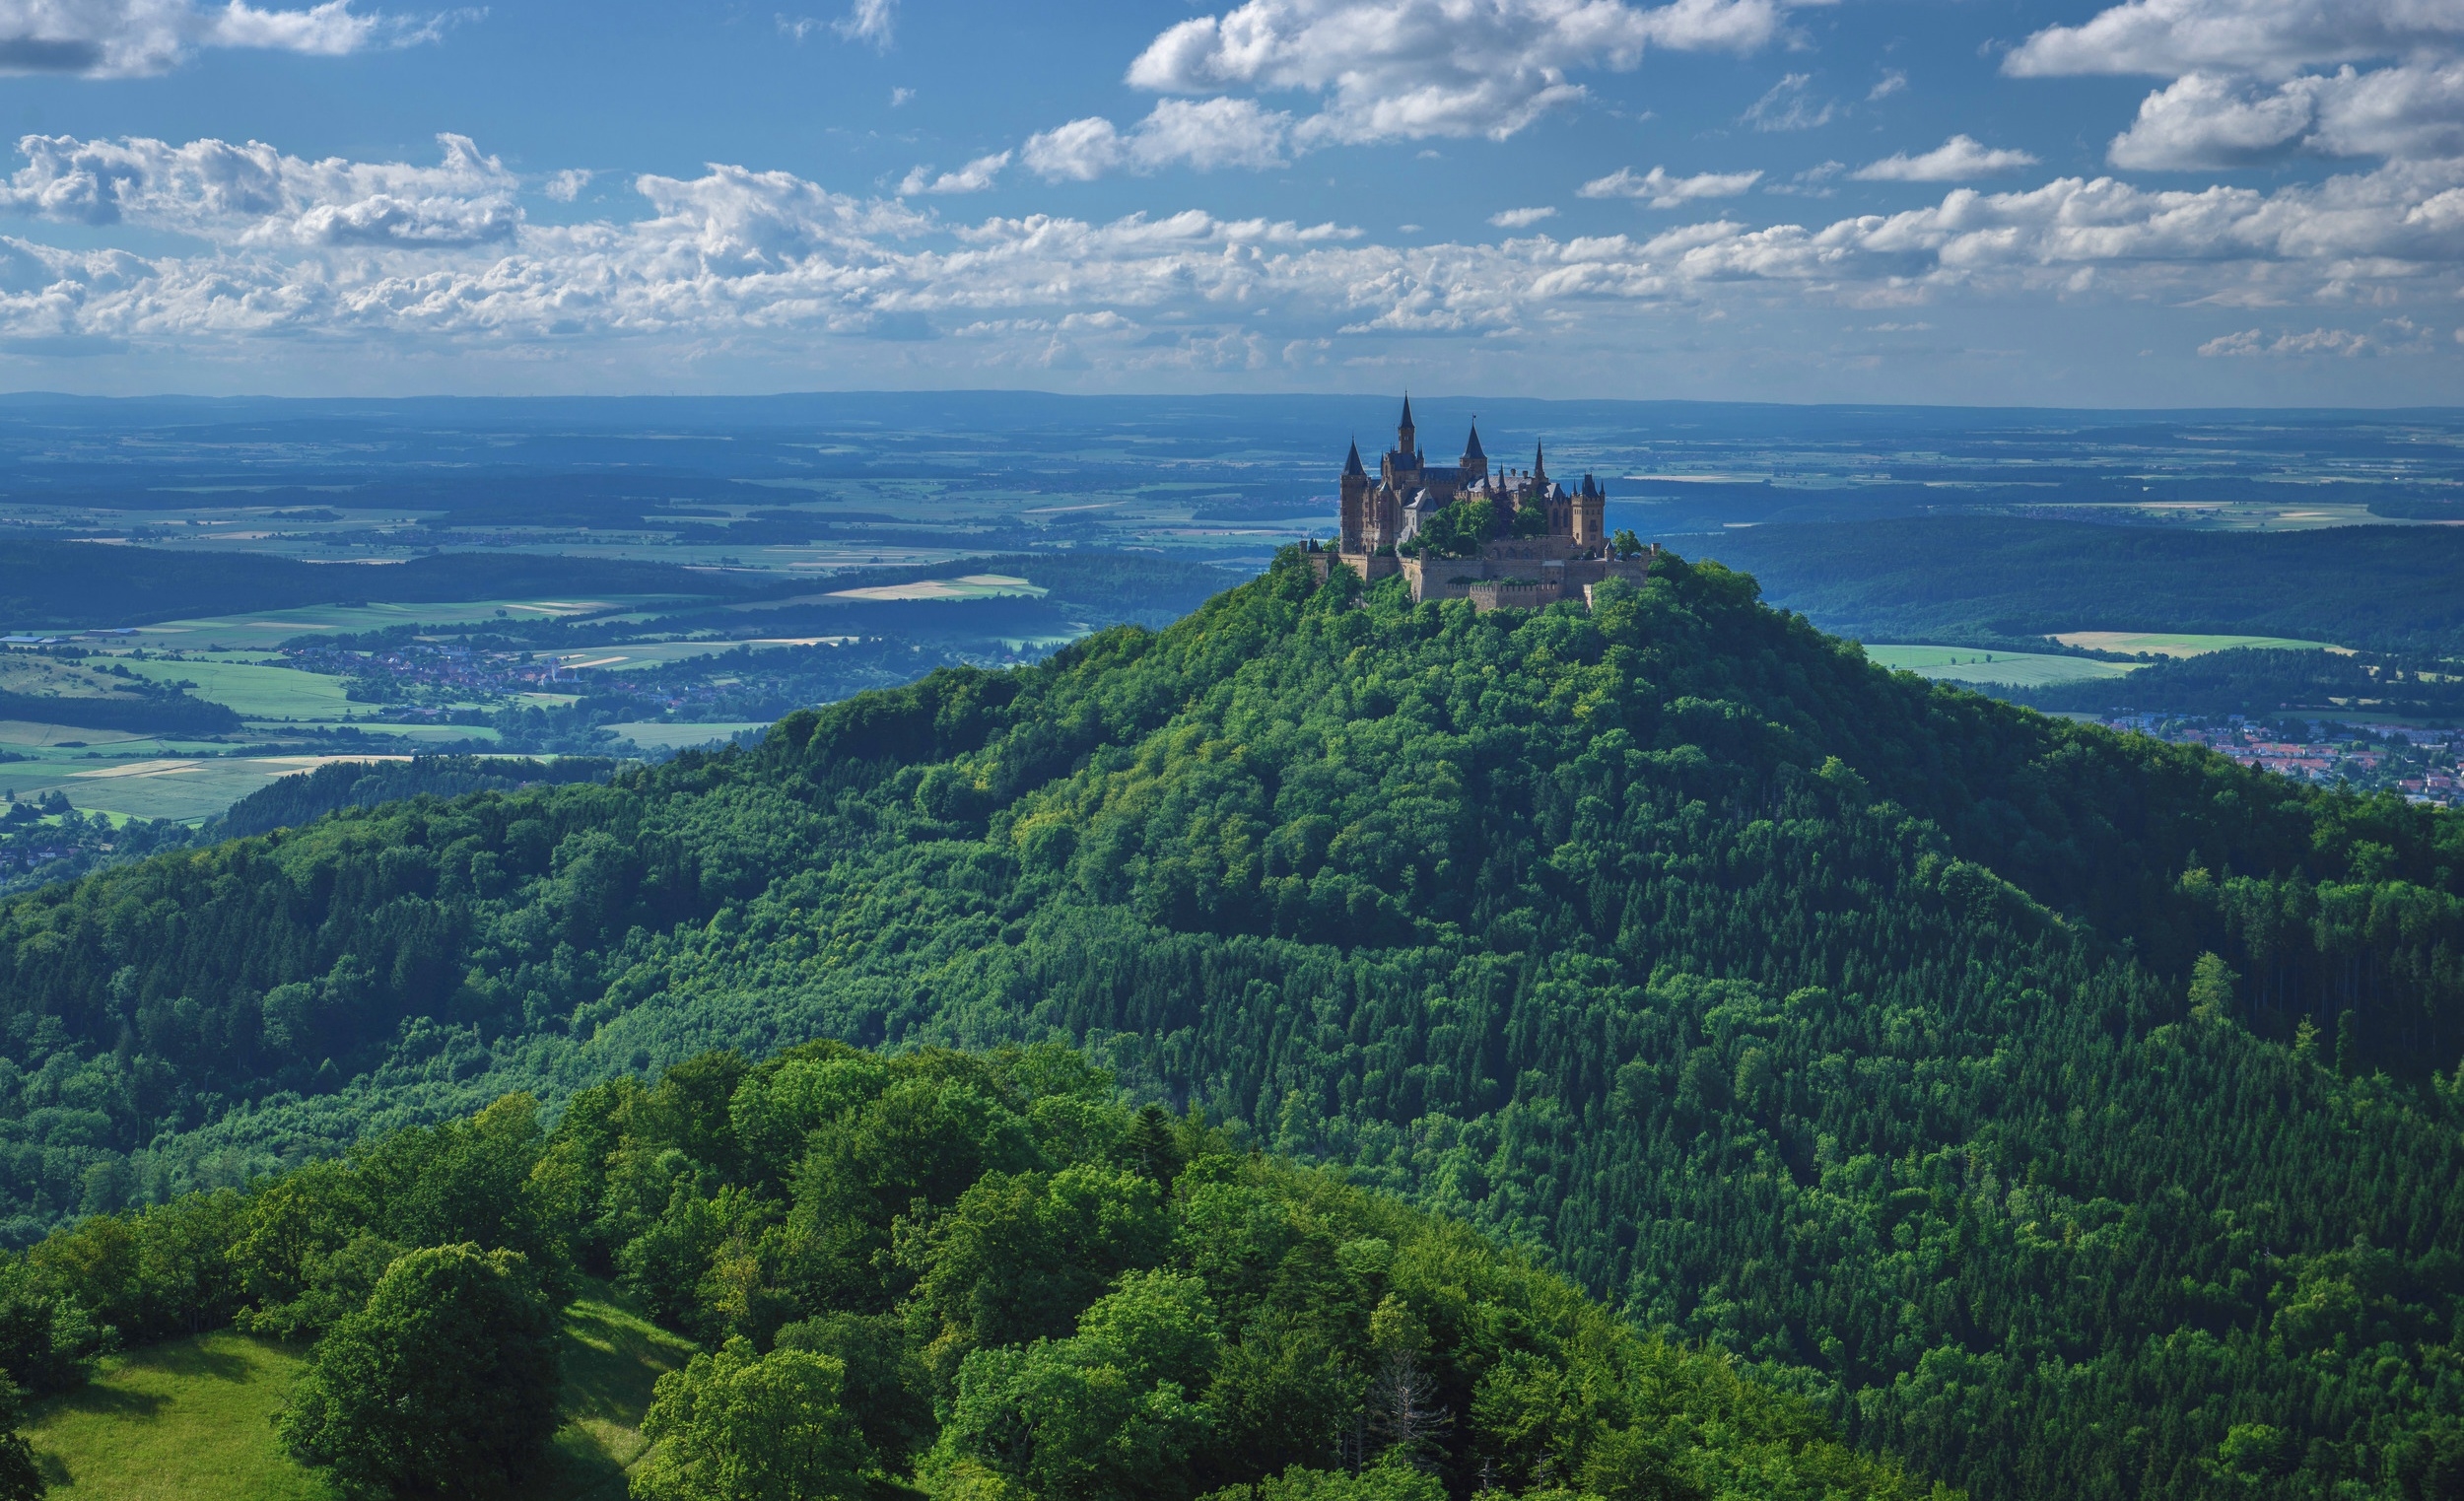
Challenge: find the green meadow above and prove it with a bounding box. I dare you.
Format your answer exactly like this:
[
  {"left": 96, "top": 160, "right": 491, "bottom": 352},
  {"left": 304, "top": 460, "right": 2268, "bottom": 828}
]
[
  {"left": 600, "top": 721, "right": 770, "bottom": 750},
  {"left": 2050, "top": 630, "right": 2345, "bottom": 656},
  {"left": 1862, "top": 644, "right": 2143, "bottom": 688},
  {"left": 113, "top": 658, "right": 358, "bottom": 719},
  {"left": 25, "top": 1331, "right": 329, "bottom": 1501},
  {"left": 24, "top": 1288, "right": 694, "bottom": 1501}
]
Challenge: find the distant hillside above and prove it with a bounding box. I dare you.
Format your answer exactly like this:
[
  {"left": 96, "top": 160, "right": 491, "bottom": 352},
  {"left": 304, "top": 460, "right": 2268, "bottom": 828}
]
[
  {"left": 1700, "top": 516, "right": 2464, "bottom": 653},
  {"left": 206, "top": 754, "right": 619, "bottom": 840},
  {"left": 2011, "top": 647, "right": 2464, "bottom": 718},
  {"left": 0, "top": 551, "right": 2460, "bottom": 1501},
  {"left": 0, "top": 650, "right": 240, "bottom": 734},
  {"left": 0, "top": 540, "right": 737, "bottom": 630}
]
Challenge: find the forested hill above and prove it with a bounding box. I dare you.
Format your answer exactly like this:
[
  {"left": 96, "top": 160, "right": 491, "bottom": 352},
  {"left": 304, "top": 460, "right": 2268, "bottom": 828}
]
[{"left": 3, "top": 549, "right": 2463, "bottom": 1500}]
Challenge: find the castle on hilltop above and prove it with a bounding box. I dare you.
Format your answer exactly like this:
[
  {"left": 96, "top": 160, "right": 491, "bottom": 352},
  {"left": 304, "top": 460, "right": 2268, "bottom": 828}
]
[{"left": 1308, "top": 396, "right": 1657, "bottom": 610}]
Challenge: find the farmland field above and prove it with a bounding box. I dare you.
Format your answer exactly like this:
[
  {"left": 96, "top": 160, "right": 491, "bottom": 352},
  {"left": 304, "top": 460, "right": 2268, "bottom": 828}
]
[
  {"left": 600, "top": 720, "right": 770, "bottom": 750},
  {"left": 2051, "top": 630, "right": 2346, "bottom": 656},
  {"left": 1863, "top": 644, "right": 2143, "bottom": 688},
  {"left": 826, "top": 572, "right": 1047, "bottom": 601},
  {"left": 114, "top": 658, "right": 357, "bottom": 718},
  {"left": 14, "top": 755, "right": 400, "bottom": 821},
  {"left": 132, "top": 596, "right": 681, "bottom": 653}
]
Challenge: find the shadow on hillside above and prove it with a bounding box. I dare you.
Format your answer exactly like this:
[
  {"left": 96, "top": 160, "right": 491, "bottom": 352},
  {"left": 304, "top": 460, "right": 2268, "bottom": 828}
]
[
  {"left": 539, "top": 1282, "right": 698, "bottom": 1501},
  {"left": 43, "top": 1380, "right": 168, "bottom": 1419},
  {"left": 127, "top": 1337, "right": 258, "bottom": 1383}
]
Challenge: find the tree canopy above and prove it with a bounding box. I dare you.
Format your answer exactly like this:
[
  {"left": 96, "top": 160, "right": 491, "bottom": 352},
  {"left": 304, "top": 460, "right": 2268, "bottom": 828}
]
[{"left": 0, "top": 548, "right": 2454, "bottom": 1498}]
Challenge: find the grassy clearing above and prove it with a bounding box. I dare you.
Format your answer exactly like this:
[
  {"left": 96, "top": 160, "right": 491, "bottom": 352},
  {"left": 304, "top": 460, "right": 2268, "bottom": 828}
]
[
  {"left": 113, "top": 659, "right": 355, "bottom": 719},
  {"left": 603, "top": 721, "right": 770, "bottom": 751},
  {"left": 1864, "top": 645, "right": 2142, "bottom": 688},
  {"left": 25, "top": 1330, "right": 334, "bottom": 1501},
  {"left": 548, "top": 1292, "right": 700, "bottom": 1499},
  {"left": 23, "top": 1287, "right": 695, "bottom": 1501},
  {"left": 2051, "top": 630, "right": 2345, "bottom": 656}
]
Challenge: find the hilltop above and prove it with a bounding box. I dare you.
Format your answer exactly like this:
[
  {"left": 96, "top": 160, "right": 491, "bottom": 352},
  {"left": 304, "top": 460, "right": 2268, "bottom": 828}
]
[{"left": 0, "top": 548, "right": 2457, "bottom": 1499}]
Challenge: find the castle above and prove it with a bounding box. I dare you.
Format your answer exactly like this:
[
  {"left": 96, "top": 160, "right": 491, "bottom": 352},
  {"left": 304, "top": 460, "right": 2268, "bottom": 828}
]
[{"left": 1307, "top": 396, "right": 1657, "bottom": 610}]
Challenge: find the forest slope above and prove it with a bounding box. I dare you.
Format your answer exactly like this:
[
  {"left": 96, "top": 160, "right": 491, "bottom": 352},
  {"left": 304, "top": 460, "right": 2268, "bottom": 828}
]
[{"left": 0, "top": 550, "right": 2459, "bottom": 1500}]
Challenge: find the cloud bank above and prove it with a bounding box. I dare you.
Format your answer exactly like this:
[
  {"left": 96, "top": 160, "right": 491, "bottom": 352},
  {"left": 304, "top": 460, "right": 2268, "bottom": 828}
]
[
  {"left": 2009, "top": 0, "right": 2464, "bottom": 171},
  {"left": 1025, "top": 0, "right": 1814, "bottom": 181},
  {"left": 0, "top": 132, "right": 2459, "bottom": 376},
  {"left": 0, "top": 0, "right": 454, "bottom": 78},
  {"left": 1580, "top": 164, "right": 1764, "bottom": 205}
]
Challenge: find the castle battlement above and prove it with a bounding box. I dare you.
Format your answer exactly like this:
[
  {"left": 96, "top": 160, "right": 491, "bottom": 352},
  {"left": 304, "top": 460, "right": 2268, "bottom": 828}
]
[{"left": 1312, "top": 397, "right": 1656, "bottom": 611}]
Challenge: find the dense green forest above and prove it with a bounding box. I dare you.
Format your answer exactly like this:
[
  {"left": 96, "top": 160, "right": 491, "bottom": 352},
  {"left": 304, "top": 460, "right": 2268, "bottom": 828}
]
[
  {"left": 2005, "top": 648, "right": 2464, "bottom": 718},
  {"left": 0, "top": 684, "right": 239, "bottom": 736},
  {"left": 209, "top": 756, "right": 619, "bottom": 841},
  {"left": 0, "top": 549, "right": 2458, "bottom": 1499},
  {"left": 1700, "top": 517, "right": 2464, "bottom": 653},
  {"left": 0, "top": 1044, "right": 1939, "bottom": 1500}
]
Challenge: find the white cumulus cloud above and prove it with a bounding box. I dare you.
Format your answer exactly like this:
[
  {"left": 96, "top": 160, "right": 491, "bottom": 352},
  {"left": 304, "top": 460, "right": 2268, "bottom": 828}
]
[
  {"left": 0, "top": 0, "right": 452, "bottom": 78},
  {"left": 1489, "top": 205, "right": 1557, "bottom": 227},
  {"left": 2110, "top": 59, "right": 2464, "bottom": 166},
  {"left": 900, "top": 153, "right": 1011, "bottom": 196},
  {"left": 2006, "top": 0, "right": 2464, "bottom": 79},
  {"left": 1024, "top": 99, "right": 1294, "bottom": 180},
  {"left": 0, "top": 131, "right": 518, "bottom": 245},
  {"left": 1117, "top": 0, "right": 1800, "bottom": 152},
  {"left": 1580, "top": 164, "right": 1764, "bottom": 205},
  {"left": 2197, "top": 323, "right": 2422, "bottom": 356},
  {"left": 2008, "top": 0, "right": 2464, "bottom": 173},
  {"left": 1853, "top": 135, "right": 2041, "bottom": 181}
]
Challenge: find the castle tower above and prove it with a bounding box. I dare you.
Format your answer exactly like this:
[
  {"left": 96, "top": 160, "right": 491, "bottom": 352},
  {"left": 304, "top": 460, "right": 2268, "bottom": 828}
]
[
  {"left": 1461, "top": 418, "right": 1486, "bottom": 485},
  {"left": 1339, "top": 439, "right": 1369, "bottom": 553},
  {"left": 1575, "top": 473, "right": 1607, "bottom": 549},
  {"left": 1396, "top": 393, "right": 1416, "bottom": 459}
]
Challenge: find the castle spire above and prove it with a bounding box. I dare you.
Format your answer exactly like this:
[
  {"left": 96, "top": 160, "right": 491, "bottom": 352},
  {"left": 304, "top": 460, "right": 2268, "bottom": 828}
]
[
  {"left": 1343, "top": 438, "right": 1365, "bottom": 478},
  {"left": 1461, "top": 416, "right": 1485, "bottom": 472},
  {"left": 1397, "top": 392, "right": 1416, "bottom": 454},
  {"left": 1533, "top": 440, "right": 1546, "bottom": 481}
]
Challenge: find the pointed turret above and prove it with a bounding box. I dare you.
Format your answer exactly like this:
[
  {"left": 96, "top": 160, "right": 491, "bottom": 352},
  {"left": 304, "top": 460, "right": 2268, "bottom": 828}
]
[
  {"left": 1461, "top": 417, "right": 1486, "bottom": 477},
  {"left": 1344, "top": 438, "right": 1365, "bottom": 478},
  {"left": 1533, "top": 441, "right": 1546, "bottom": 482},
  {"left": 1397, "top": 393, "right": 1416, "bottom": 456}
]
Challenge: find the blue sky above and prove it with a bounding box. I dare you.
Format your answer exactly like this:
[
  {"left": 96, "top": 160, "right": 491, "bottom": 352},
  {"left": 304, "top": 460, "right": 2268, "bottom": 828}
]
[{"left": 0, "top": 0, "right": 2458, "bottom": 403}]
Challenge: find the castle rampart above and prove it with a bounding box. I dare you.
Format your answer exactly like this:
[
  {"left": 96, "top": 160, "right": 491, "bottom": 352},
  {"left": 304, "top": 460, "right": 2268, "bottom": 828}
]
[{"left": 1313, "top": 398, "right": 1653, "bottom": 610}]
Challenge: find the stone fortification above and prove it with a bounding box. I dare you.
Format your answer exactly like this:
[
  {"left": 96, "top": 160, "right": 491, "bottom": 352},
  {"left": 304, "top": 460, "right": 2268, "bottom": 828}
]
[{"left": 1308, "top": 397, "right": 1655, "bottom": 610}]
